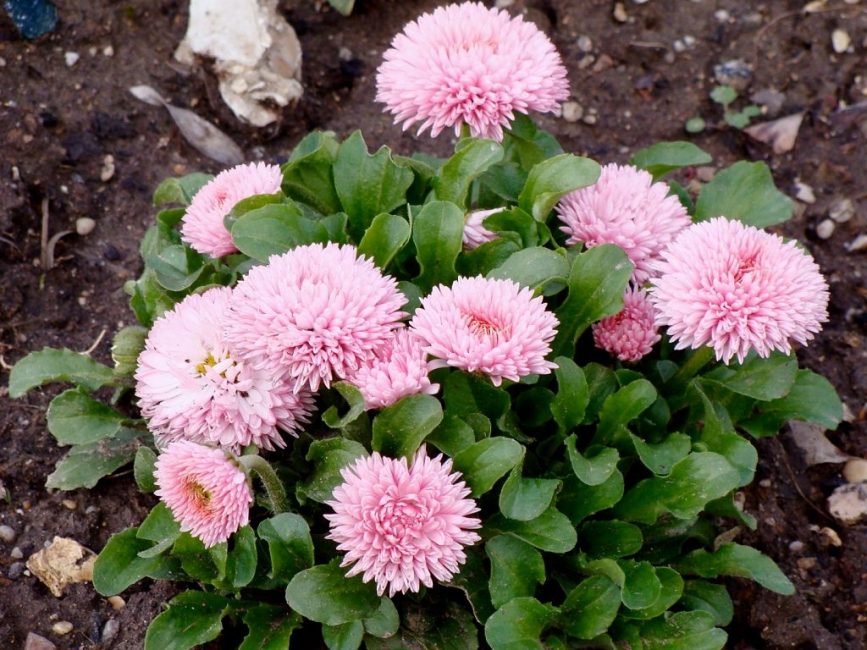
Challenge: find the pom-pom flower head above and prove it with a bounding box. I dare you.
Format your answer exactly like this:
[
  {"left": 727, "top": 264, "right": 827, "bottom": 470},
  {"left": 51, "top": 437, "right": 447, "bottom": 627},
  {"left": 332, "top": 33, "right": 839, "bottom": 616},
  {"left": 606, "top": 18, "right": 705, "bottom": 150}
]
[
  {"left": 181, "top": 162, "right": 283, "bottom": 258},
  {"left": 376, "top": 1, "right": 569, "bottom": 141},
  {"left": 593, "top": 286, "right": 661, "bottom": 362},
  {"left": 155, "top": 441, "right": 253, "bottom": 548},
  {"left": 135, "top": 287, "right": 313, "bottom": 451},
  {"left": 556, "top": 163, "right": 691, "bottom": 283},
  {"left": 650, "top": 217, "right": 829, "bottom": 364},
  {"left": 410, "top": 276, "right": 558, "bottom": 386},
  {"left": 349, "top": 329, "right": 439, "bottom": 410},
  {"left": 326, "top": 447, "right": 481, "bottom": 597},
  {"left": 225, "top": 243, "right": 406, "bottom": 392}
]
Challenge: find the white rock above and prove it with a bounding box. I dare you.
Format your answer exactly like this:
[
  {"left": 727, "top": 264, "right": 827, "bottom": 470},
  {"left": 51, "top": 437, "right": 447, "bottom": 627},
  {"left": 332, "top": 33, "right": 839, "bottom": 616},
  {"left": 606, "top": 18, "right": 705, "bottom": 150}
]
[
  {"left": 103, "top": 45, "right": 114, "bottom": 57},
  {"left": 829, "top": 198, "right": 855, "bottom": 223},
  {"left": 828, "top": 482, "right": 867, "bottom": 525},
  {"left": 846, "top": 234, "right": 867, "bottom": 252},
  {"left": 562, "top": 101, "right": 584, "bottom": 123},
  {"left": 714, "top": 9, "right": 730, "bottom": 21},
  {"left": 613, "top": 2, "right": 628, "bottom": 22},
  {"left": 102, "top": 619, "right": 120, "bottom": 644},
  {"left": 832, "top": 29, "right": 851, "bottom": 54},
  {"left": 577, "top": 35, "right": 593, "bottom": 52},
  {"left": 64, "top": 52, "right": 79, "bottom": 67},
  {"left": 24, "top": 633, "right": 56, "bottom": 650},
  {"left": 100, "top": 154, "right": 115, "bottom": 182},
  {"left": 819, "top": 526, "right": 843, "bottom": 547},
  {"left": 843, "top": 457, "right": 867, "bottom": 483},
  {"left": 75, "top": 218, "right": 95, "bottom": 236},
  {"left": 51, "top": 622, "right": 73, "bottom": 636},
  {"left": 744, "top": 112, "right": 804, "bottom": 155},
  {"left": 0, "top": 524, "right": 16, "bottom": 543},
  {"left": 794, "top": 180, "right": 816, "bottom": 204},
  {"left": 816, "top": 219, "right": 835, "bottom": 239},
  {"left": 11, "top": 546, "right": 23, "bottom": 559}
]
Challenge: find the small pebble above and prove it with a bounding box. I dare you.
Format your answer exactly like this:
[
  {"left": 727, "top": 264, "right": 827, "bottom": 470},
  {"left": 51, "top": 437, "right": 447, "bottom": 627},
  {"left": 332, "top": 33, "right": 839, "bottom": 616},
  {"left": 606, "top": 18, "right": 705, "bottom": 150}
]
[
  {"left": 103, "top": 45, "right": 114, "bottom": 57},
  {"left": 11, "top": 546, "right": 23, "bottom": 559},
  {"left": 0, "top": 57, "right": 6, "bottom": 67},
  {"left": 61, "top": 499, "right": 77, "bottom": 511},
  {"left": 64, "top": 52, "right": 79, "bottom": 67},
  {"left": 673, "top": 39, "right": 686, "bottom": 53},
  {"left": 832, "top": 29, "right": 851, "bottom": 54},
  {"left": 8, "top": 562, "right": 24, "bottom": 579},
  {"left": 51, "top": 622, "right": 73, "bottom": 636},
  {"left": 101, "top": 619, "right": 120, "bottom": 644},
  {"left": 788, "top": 540, "right": 804, "bottom": 552},
  {"left": 714, "top": 59, "right": 753, "bottom": 91},
  {"left": 613, "top": 2, "right": 628, "bottom": 22},
  {"left": 75, "top": 218, "right": 96, "bottom": 236},
  {"left": 337, "top": 47, "right": 352, "bottom": 62},
  {"left": 759, "top": 479, "right": 772, "bottom": 488},
  {"left": 85, "top": 505, "right": 99, "bottom": 515},
  {"left": 830, "top": 198, "right": 855, "bottom": 223},
  {"left": 795, "top": 180, "right": 816, "bottom": 204},
  {"left": 846, "top": 234, "right": 867, "bottom": 252},
  {"left": 819, "top": 526, "right": 843, "bottom": 547},
  {"left": 683, "top": 35, "right": 696, "bottom": 47},
  {"left": 577, "top": 35, "right": 593, "bottom": 52},
  {"left": 696, "top": 166, "right": 716, "bottom": 182},
  {"left": 0, "top": 524, "right": 17, "bottom": 543},
  {"left": 108, "top": 595, "right": 126, "bottom": 610},
  {"left": 817, "top": 219, "right": 836, "bottom": 239},
  {"left": 714, "top": 9, "right": 731, "bottom": 22},
  {"left": 24, "top": 633, "right": 56, "bottom": 650},
  {"left": 582, "top": 113, "right": 598, "bottom": 125},
  {"left": 843, "top": 457, "right": 867, "bottom": 483},
  {"left": 797, "top": 556, "right": 817, "bottom": 571},
  {"left": 100, "top": 154, "right": 115, "bottom": 182},
  {"left": 561, "top": 101, "right": 584, "bottom": 123}
]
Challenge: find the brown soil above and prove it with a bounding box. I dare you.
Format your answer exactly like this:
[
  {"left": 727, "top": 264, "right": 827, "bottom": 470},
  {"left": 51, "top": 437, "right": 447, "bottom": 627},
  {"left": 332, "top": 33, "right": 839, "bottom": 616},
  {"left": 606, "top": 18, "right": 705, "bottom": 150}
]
[{"left": 1, "top": 0, "right": 865, "bottom": 648}]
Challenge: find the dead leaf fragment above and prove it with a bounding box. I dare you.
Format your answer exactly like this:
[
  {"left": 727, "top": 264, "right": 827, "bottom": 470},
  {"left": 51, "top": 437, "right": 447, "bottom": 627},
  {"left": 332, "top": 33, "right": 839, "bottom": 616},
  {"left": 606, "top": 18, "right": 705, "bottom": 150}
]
[
  {"left": 744, "top": 112, "right": 804, "bottom": 154},
  {"left": 26, "top": 536, "right": 96, "bottom": 597},
  {"left": 786, "top": 421, "right": 851, "bottom": 466}
]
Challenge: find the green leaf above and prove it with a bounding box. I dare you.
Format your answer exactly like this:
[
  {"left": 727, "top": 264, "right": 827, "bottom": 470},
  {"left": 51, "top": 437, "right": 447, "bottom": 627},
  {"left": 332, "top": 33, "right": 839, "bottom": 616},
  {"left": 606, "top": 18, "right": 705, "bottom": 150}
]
[
  {"left": 327, "top": 0, "right": 355, "bottom": 15},
  {"left": 504, "top": 113, "right": 564, "bottom": 170},
  {"left": 596, "top": 379, "right": 658, "bottom": 444},
  {"left": 695, "top": 161, "right": 793, "bottom": 227},
  {"left": 486, "top": 536, "right": 545, "bottom": 609},
  {"left": 134, "top": 446, "right": 157, "bottom": 493},
  {"left": 46, "top": 428, "right": 141, "bottom": 490},
  {"left": 258, "top": 513, "right": 315, "bottom": 584},
  {"left": 225, "top": 525, "right": 257, "bottom": 588},
  {"left": 580, "top": 521, "right": 643, "bottom": 558},
  {"left": 144, "top": 591, "right": 229, "bottom": 650},
  {"left": 46, "top": 389, "right": 125, "bottom": 445},
  {"left": 484, "top": 207, "right": 539, "bottom": 248},
  {"left": 499, "top": 467, "right": 560, "bottom": 521},
  {"left": 172, "top": 533, "right": 227, "bottom": 583},
  {"left": 630, "top": 432, "right": 692, "bottom": 476},
  {"left": 638, "top": 610, "right": 727, "bottom": 650},
  {"left": 299, "top": 437, "right": 368, "bottom": 503},
  {"left": 231, "top": 203, "right": 327, "bottom": 261},
  {"left": 363, "top": 598, "right": 400, "bottom": 639},
  {"left": 559, "top": 471, "right": 624, "bottom": 525},
  {"left": 621, "top": 567, "right": 684, "bottom": 620},
  {"left": 551, "top": 358, "right": 588, "bottom": 433},
  {"left": 126, "top": 269, "right": 176, "bottom": 327},
  {"left": 630, "top": 141, "right": 712, "bottom": 179},
  {"left": 111, "top": 325, "right": 147, "bottom": 377},
  {"left": 286, "top": 561, "right": 381, "bottom": 625},
  {"left": 685, "top": 117, "right": 706, "bottom": 134},
  {"left": 680, "top": 580, "right": 734, "bottom": 626},
  {"left": 281, "top": 131, "right": 341, "bottom": 215},
  {"left": 619, "top": 560, "right": 662, "bottom": 610},
  {"left": 93, "top": 527, "right": 172, "bottom": 596},
  {"left": 453, "top": 438, "right": 523, "bottom": 497},
  {"left": 560, "top": 575, "right": 621, "bottom": 639},
  {"left": 518, "top": 154, "right": 600, "bottom": 221},
  {"left": 702, "top": 352, "right": 797, "bottom": 401},
  {"left": 434, "top": 139, "right": 505, "bottom": 206},
  {"left": 485, "top": 598, "right": 555, "bottom": 650},
  {"left": 427, "top": 414, "right": 477, "bottom": 457},
  {"left": 741, "top": 369, "right": 844, "bottom": 437},
  {"left": 358, "top": 214, "right": 411, "bottom": 270},
  {"left": 146, "top": 244, "right": 205, "bottom": 290},
  {"left": 615, "top": 452, "right": 741, "bottom": 524},
  {"left": 334, "top": 131, "right": 414, "bottom": 240},
  {"left": 138, "top": 503, "right": 180, "bottom": 545},
  {"left": 552, "top": 245, "right": 633, "bottom": 355},
  {"left": 240, "top": 605, "right": 300, "bottom": 650},
  {"left": 445, "top": 547, "right": 496, "bottom": 625},
  {"left": 487, "top": 507, "right": 577, "bottom": 553},
  {"left": 372, "top": 394, "right": 443, "bottom": 459},
  {"left": 322, "top": 382, "right": 367, "bottom": 430},
  {"left": 9, "top": 347, "right": 115, "bottom": 397},
  {"left": 487, "top": 246, "right": 569, "bottom": 294},
  {"left": 412, "top": 200, "right": 465, "bottom": 292},
  {"left": 458, "top": 237, "right": 522, "bottom": 278},
  {"left": 709, "top": 85, "right": 737, "bottom": 106},
  {"left": 565, "top": 436, "right": 620, "bottom": 486},
  {"left": 584, "top": 363, "right": 618, "bottom": 423},
  {"left": 676, "top": 543, "right": 794, "bottom": 595},
  {"left": 153, "top": 173, "right": 212, "bottom": 206},
  {"left": 443, "top": 372, "right": 510, "bottom": 421},
  {"left": 323, "top": 621, "right": 364, "bottom": 650}
]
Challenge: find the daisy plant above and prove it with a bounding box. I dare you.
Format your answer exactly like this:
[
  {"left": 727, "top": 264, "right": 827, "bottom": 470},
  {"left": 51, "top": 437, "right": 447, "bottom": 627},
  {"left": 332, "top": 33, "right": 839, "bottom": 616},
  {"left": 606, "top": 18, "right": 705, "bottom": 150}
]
[{"left": 8, "top": 3, "right": 843, "bottom": 649}]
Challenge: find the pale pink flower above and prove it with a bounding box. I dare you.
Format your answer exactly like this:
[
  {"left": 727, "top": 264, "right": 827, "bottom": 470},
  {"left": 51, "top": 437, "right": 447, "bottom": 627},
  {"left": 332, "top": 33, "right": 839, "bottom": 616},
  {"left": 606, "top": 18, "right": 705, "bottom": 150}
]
[
  {"left": 135, "top": 287, "right": 313, "bottom": 452},
  {"left": 225, "top": 243, "right": 406, "bottom": 392},
  {"left": 155, "top": 441, "right": 253, "bottom": 548},
  {"left": 462, "top": 208, "right": 502, "bottom": 250},
  {"left": 181, "top": 162, "right": 283, "bottom": 258},
  {"left": 376, "top": 2, "right": 569, "bottom": 141},
  {"left": 326, "top": 447, "right": 481, "bottom": 597},
  {"left": 592, "top": 286, "right": 661, "bottom": 362},
  {"left": 409, "top": 276, "right": 558, "bottom": 386},
  {"left": 349, "top": 329, "right": 439, "bottom": 410},
  {"left": 556, "top": 163, "right": 691, "bottom": 283},
  {"left": 650, "top": 217, "right": 829, "bottom": 364}
]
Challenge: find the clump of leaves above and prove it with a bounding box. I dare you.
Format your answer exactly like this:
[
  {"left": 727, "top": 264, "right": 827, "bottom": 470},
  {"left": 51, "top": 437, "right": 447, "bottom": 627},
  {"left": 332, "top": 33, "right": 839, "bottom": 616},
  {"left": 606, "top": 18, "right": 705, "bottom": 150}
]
[{"left": 685, "top": 85, "right": 762, "bottom": 133}]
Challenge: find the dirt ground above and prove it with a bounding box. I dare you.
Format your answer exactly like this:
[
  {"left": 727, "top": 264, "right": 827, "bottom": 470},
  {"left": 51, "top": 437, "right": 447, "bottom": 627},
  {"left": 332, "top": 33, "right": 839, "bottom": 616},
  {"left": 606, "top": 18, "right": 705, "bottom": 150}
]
[{"left": 1, "top": 0, "right": 865, "bottom": 648}]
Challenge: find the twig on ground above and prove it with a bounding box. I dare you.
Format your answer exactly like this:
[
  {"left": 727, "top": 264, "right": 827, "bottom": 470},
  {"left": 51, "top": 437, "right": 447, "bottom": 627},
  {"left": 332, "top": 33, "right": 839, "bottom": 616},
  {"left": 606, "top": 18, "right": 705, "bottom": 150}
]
[{"left": 81, "top": 328, "right": 107, "bottom": 355}]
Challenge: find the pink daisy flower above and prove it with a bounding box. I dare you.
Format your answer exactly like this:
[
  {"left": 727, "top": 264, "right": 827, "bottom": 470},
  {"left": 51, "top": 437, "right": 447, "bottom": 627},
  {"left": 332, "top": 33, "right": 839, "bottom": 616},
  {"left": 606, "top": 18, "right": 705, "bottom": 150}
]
[
  {"left": 376, "top": 2, "right": 569, "bottom": 141},
  {"left": 181, "top": 162, "right": 283, "bottom": 258},
  {"left": 556, "top": 163, "right": 691, "bottom": 283},
  {"left": 462, "top": 208, "right": 502, "bottom": 251},
  {"left": 155, "top": 441, "right": 253, "bottom": 548},
  {"left": 225, "top": 243, "right": 406, "bottom": 392},
  {"left": 349, "top": 329, "right": 439, "bottom": 410},
  {"left": 135, "top": 287, "right": 313, "bottom": 452},
  {"left": 409, "top": 276, "right": 558, "bottom": 386},
  {"left": 650, "top": 217, "right": 829, "bottom": 364},
  {"left": 326, "top": 447, "right": 481, "bottom": 597},
  {"left": 592, "top": 286, "right": 661, "bottom": 363}
]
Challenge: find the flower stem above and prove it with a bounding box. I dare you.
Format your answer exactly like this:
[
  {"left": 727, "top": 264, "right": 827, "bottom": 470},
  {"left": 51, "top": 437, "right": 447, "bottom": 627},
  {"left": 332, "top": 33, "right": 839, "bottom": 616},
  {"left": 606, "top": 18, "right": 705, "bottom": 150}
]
[
  {"left": 238, "top": 455, "right": 288, "bottom": 513},
  {"left": 667, "top": 346, "right": 715, "bottom": 395}
]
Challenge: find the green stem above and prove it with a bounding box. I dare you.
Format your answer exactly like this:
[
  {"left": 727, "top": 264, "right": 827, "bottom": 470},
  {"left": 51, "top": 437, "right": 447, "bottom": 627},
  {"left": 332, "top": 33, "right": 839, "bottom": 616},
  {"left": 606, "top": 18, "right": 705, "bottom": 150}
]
[
  {"left": 667, "top": 346, "right": 715, "bottom": 395},
  {"left": 238, "top": 455, "right": 288, "bottom": 513}
]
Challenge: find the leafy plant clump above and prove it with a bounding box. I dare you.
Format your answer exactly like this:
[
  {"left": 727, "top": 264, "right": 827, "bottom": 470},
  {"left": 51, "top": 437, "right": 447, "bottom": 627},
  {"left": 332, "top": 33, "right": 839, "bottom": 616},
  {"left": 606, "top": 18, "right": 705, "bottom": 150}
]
[{"left": 9, "top": 4, "right": 843, "bottom": 650}]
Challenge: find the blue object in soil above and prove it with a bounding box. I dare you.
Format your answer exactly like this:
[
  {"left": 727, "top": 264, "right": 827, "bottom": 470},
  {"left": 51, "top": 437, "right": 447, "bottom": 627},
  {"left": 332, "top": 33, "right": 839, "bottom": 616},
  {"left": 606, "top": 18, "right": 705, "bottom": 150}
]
[{"left": 4, "top": 0, "right": 58, "bottom": 39}]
